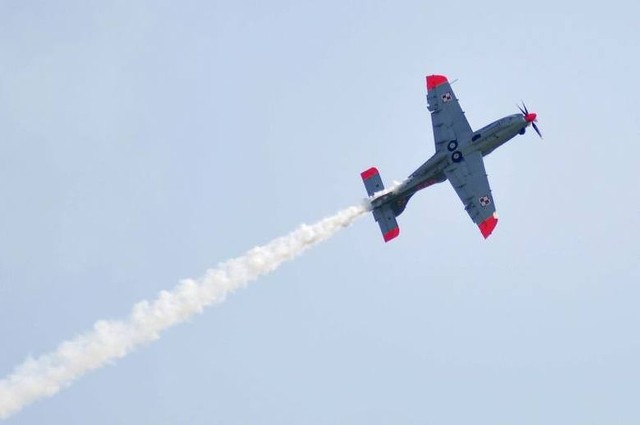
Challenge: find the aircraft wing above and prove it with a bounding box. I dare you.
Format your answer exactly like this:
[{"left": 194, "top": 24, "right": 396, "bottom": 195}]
[
  {"left": 444, "top": 150, "right": 499, "bottom": 238},
  {"left": 426, "top": 75, "right": 473, "bottom": 152}
]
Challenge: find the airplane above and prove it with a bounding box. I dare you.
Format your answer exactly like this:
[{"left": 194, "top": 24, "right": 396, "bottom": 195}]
[{"left": 361, "top": 74, "right": 540, "bottom": 242}]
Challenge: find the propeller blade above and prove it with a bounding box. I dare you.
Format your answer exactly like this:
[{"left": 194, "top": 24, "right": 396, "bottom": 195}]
[
  {"left": 517, "top": 104, "right": 526, "bottom": 115},
  {"left": 532, "top": 122, "right": 542, "bottom": 139},
  {"left": 522, "top": 102, "right": 529, "bottom": 115}
]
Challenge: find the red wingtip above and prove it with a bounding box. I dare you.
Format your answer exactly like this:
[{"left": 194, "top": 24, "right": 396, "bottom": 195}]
[
  {"left": 383, "top": 227, "right": 400, "bottom": 242},
  {"left": 478, "top": 214, "right": 498, "bottom": 239},
  {"left": 426, "top": 74, "right": 448, "bottom": 90},
  {"left": 360, "top": 167, "right": 379, "bottom": 181}
]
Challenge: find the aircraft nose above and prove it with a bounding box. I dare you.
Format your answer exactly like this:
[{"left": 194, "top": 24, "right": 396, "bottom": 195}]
[{"left": 525, "top": 112, "right": 537, "bottom": 123}]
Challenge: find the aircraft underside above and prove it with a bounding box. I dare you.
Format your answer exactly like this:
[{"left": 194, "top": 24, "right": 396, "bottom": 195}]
[{"left": 360, "top": 74, "right": 540, "bottom": 242}]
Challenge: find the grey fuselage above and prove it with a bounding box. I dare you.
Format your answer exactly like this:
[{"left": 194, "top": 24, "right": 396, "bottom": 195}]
[{"left": 371, "top": 113, "right": 530, "bottom": 214}]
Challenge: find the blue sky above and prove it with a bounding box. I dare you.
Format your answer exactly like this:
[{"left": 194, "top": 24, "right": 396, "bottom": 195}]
[{"left": 1, "top": 0, "right": 639, "bottom": 423}]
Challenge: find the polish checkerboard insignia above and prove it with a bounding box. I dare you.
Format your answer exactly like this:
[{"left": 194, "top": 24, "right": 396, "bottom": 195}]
[
  {"left": 479, "top": 195, "right": 491, "bottom": 207},
  {"left": 441, "top": 92, "right": 452, "bottom": 102}
]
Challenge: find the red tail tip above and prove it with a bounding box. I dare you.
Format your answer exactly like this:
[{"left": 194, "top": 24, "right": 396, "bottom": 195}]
[
  {"left": 360, "top": 167, "right": 379, "bottom": 181},
  {"left": 478, "top": 214, "right": 498, "bottom": 239},
  {"left": 426, "top": 75, "right": 448, "bottom": 90},
  {"left": 383, "top": 227, "right": 400, "bottom": 242}
]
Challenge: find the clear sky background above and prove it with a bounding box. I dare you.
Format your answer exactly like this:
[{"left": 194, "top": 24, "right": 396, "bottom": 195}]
[{"left": 1, "top": 0, "right": 639, "bottom": 423}]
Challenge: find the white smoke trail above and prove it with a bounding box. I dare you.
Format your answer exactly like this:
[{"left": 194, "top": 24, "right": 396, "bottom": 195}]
[{"left": 0, "top": 204, "right": 367, "bottom": 420}]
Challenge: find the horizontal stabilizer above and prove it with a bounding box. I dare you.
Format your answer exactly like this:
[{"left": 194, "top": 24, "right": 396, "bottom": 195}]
[
  {"left": 373, "top": 205, "right": 400, "bottom": 242},
  {"left": 361, "top": 167, "right": 384, "bottom": 197},
  {"left": 360, "top": 167, "right": 400, "bottom": 242}
]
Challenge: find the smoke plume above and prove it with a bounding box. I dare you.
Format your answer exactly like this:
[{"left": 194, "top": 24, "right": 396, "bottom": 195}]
[{"left": 0, "top": 204, "right": 366, "bottom": 419}]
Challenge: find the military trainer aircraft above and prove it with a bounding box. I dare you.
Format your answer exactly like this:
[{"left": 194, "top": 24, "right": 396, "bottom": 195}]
[{"left": 361, "top": 74, "right": 540, "bottom": 242}]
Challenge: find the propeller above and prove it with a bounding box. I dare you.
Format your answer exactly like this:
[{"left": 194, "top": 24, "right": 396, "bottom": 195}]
[{"left": 517, "top": 102, "right": 542, "bottom": 139}]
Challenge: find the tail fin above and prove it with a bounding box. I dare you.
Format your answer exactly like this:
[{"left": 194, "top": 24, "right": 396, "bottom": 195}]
[{"left": 360, "top": 167, "right": 400, "bottom": 243}]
